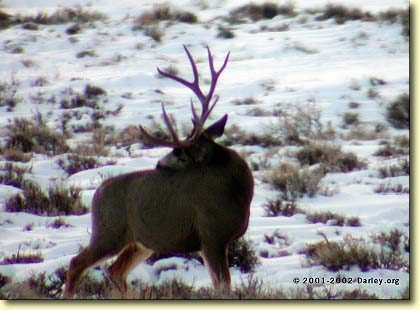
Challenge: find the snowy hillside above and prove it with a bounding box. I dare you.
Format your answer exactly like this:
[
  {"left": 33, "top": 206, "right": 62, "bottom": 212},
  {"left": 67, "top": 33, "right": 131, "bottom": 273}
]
[{"left": 0, "top": 0, "right": 409, "bottom": 299}]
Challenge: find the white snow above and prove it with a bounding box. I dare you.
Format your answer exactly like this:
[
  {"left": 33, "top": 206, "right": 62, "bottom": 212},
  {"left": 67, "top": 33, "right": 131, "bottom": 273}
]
[{"left": 0, "top": 0, "right": 409, "bottom": 299}]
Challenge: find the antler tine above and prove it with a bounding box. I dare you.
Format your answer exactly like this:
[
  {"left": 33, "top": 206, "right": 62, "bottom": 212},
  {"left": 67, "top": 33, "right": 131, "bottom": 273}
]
[
  {"left": 205, "top": 46, "right": 230, "bottom": 109},
  {"left": 157, "top": 45, "right": 206, "bottom": 104},
  {"left": 161, "top": 103, "right": 180, "bottom": 144},
  {"left": 155, "top": 45, "right": 230, "bottom": 146},
  {"left": 205, "top": 95, "right": 219, "bottom": 120},
  {"left": 183, "top": 45, "right": 200, "bottom": 87},
  {"left": 138, "top": 103, "right": 180, "bottom": 148},
  {"left": 139, "top": 125, "right": 174, "bottom": 148},
  {"left": 190, "top": 98, "right": 200, "bottom": 126}
]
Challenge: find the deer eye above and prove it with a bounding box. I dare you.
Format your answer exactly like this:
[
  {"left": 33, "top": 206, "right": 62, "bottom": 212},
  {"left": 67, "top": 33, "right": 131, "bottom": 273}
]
[{"left": 173, "top": 148, "right": 182, "bottom": 156}]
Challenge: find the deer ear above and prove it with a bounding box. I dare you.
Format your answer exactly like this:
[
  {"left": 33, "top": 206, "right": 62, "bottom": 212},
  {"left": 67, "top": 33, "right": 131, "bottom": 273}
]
[{"left": 203, "top": 114, "right": 228, "bottom": 138}]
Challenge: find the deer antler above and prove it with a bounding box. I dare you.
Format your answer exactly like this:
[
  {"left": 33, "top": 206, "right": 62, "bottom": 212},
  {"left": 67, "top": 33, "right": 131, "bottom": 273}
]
[{"left": 140, "top": 45, "right": 230, "bottom": 147}]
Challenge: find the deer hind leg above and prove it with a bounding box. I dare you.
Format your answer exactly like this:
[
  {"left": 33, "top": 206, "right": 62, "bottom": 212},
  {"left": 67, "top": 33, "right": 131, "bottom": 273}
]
[
  {"left": 107, "top": 242, "right": 153, "bottom": 293},
  {"left": 64, "top": 244, "right": 120, "bottom": 299},
  {"left": 200, "top": 244, "right": 231, "bottom": 290}
]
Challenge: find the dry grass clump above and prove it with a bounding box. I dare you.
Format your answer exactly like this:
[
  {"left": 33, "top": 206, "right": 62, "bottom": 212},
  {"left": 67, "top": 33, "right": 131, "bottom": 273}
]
[
  {"left": 132, "top": 5, "right": 198, "bottom": 31},
  {"left": 229, "top": 2, "right": 296, "bottom": 23},
  {"left": 374, "top": 136, "right": 409, "bottom": 157},
  {"left": 378, "top": 158, "right": 409, "bottom": 178},
  {"left": 57, "top": 154, "right": 115, "bottom": 175},
  {"left": 342, "top": 112, "right": 360, "bottom": 127},
  {"left": 263, "top": 230, "right": 289, "bottom": 246},
  {"left": 222, "top": 124, "right": 281, "bottom": 147},
  {"left": 386, "top": 93, "right": 409, "bottom": 129},
  {"left": 0, "top": 273, "right": 10, "bottom": 290},
  {"left": 130, "top": 4, "right": 197, "bottom": 43},
  {"left": 4, "top": 271, "right": 290, "bottom": 299},
  {"left": 65, "top": 23, "right": 81, "bottom": 35},
  {"left": 5, "top": 114, "right": 69, "bottom": 155},
  {"left": 371, "top": 229, "right": 409, "bottom": 253},
  {"left": 0, "top": 78, "right": 21, "bottom": 111},
  {"left": 267, "top": 104, "right": 334, "bottom": 145},
  {"left": 0, "top": 245, "right": 43, "bottom": 265},
  {"left": 379, "top": 8, "right": 409, "bottom": 38},
  {"left": 216, "top": 25, "right": 235, "bottom": 39},
  {"left": 76, "top": 50, "right": 97, "bottom": 58},
  {"left": 315, "top": 4, "right": 375, "bottom": 24},
  {"left": 1, "top": 268, "right": 408, "bottom": 299},
  {"left": 0, "top": 163, "right": 32, "bottom": 189},
  {"left": 301, "top": 234, "right": 408, "bottom": 272},
  {"left": 2, "top": 267, "right": 67, "bottom": 299},
  {"left": 0, "top": 9, "right": 12, "bottom": 29},
  {"left": 15, "top": 7, "right": 107, "bottom": 25},
  {"left": 5, "top": 183, "right": 88, "bottom": 216},
  {"left": 232, "top": 97, "right": 260, "bottom": 105},
  {"left": 341, "top": 123, "right": 389, "bottom": 141},
  {"left": 306, "top": 211, "right": 361, "bottom": 227},
  {"left": 374, "top": 183, "right": 409, "bottom": 194},
  {"left": 295, "top": 142, "right": 366, "bottom": 173},
  {"left": 263, "top": 164, "right": 324, "bottom": 199},
  {"left": 47, "top": 217, "right": 71, "bottom": 229},
  {"left": 60, "top": 84, "right": 106, "bottom": 109},
  {"left": 263, "top": 196, "right": 302, "bottom": 217},
  {"left": 116, "top": 125, "right": 142, "bottom": 147}
]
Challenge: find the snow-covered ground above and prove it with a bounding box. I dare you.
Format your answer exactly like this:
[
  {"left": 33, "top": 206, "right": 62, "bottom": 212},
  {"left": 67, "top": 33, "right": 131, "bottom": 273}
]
[{"left": 0, "top": 0, "right": 409, "bottom": 299}]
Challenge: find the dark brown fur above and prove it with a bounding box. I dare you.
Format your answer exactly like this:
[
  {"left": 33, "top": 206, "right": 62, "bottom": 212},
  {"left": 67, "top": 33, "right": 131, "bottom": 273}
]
[{"left": 64, "top": 137, "right": 254, "bottom": 298}]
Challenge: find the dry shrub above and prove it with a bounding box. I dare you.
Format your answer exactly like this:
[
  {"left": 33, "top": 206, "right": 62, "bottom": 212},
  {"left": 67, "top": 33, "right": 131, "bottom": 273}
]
[
  {"left": 216, "top": 25, "right": 235, "bottom": 39},
  {"left": 117, "top": 125, "right": 142, "bottom": 146},
  {"left": 0, "top": 245, "right": 43, "bottom": 265},
  {"left": 5, "top": 183, "right": 88, "bottom": 216},
  {"left": 0, "top": 9, "right": 12, "bottom": 29},
  {"left": 301, "top": 234, "right": 408, "bottom": 272},
  {"left": 16, "top": 7, "right": 107, "bottom": 25},
  {"left": 58, "top": 154, "right": 102, "bottom": 175},
  {"left": 5, "top": 114, "right": 69, "bottom": 155},
  {"left": 229, "top": 2, "right": 296, "bottom": 23},
  {"left": 378, "top": 158, "right": 409, "bottom": 178},
  {"left": 315, "top": 4, "right": 375, "bottom": 24},
  {"left": 2, "top": 147, "right": 32, "bottom": 163},
  {"left": 263, "top": 197, "right": 302, "bottom": 217},
  {"left": 379, "top": 8, "right": 409, "bottom": 38},
  {"left": 60, "top": 84, "right": 106, "bottom": 109},
  {"left": 0, "top": 163, "right": 32, "bottom": 189},
  {"left": 0, "top": 77, "right": 21, "bottom": 111},
  {"left": 342, "top": 112, "right": 359, "bottom": 127},
  {"left": 263, "top": 164, "right": 324, "bottom": 199},
  {"left": 371, "top": 229, "right": 408, "bottom": 253},
  {"left": 386, "top": 93, "right": 409, "bottom": 129},
  {"left": 47, "top": 217, "right": 71, "bottom": 229},
  {"left": 341, "top": 124, "right": 389, "bottom": 141},
  {"left": 267, "top": 103, "right": 333, "bottom": 145},
  {"left": 296, "top": 142, "right": 366, "bottom": 173},
  {"left": 222, "top": 124, "right": 281, "bottom": 147},
  {"left": 227, "top": 237, "right": 260, "bottom": 273},
  {"left": 132, "top": 5, "right": 197, "bottom": 30},
  {"left": 306, "top": 212, "right": 361, "bottom": 227},
  {"left": 374, "top": 183, "right": 409, "bottom": 194},
  {"left": 374, "top": 136, "right": 409, "bottom": 157}
]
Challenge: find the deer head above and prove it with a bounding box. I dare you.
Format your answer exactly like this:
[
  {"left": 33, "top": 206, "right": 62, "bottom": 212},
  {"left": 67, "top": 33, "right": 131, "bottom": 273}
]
[{"left": 139, "top": 45, "right": 230, "bottom": 170}]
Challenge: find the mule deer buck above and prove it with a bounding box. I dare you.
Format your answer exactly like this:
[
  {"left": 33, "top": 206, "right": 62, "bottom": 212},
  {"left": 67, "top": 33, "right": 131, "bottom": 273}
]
[{"left": 64, "top": 45, "right": 254, "bottom": 298}]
